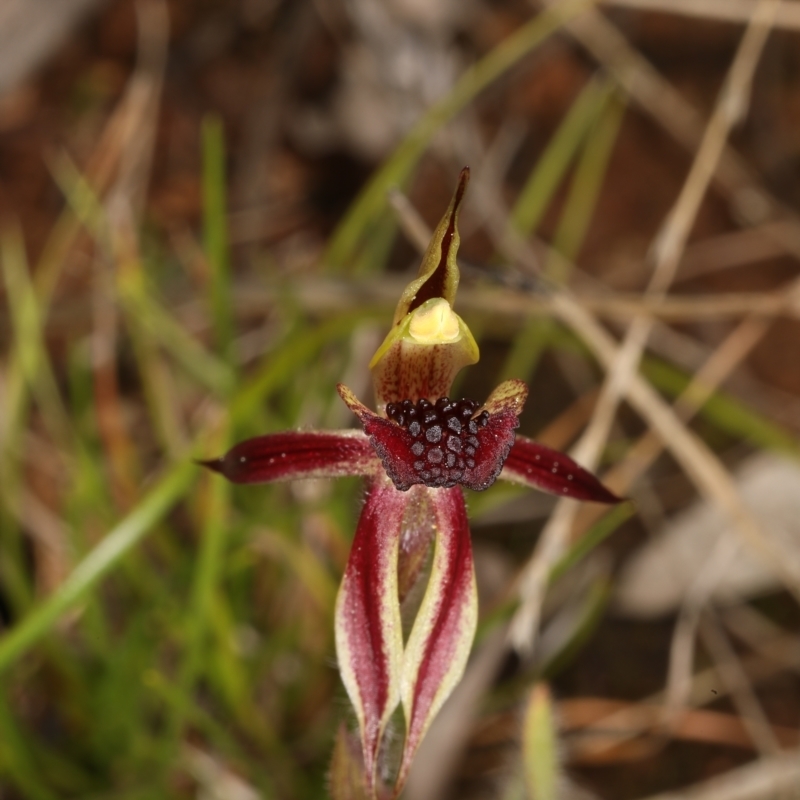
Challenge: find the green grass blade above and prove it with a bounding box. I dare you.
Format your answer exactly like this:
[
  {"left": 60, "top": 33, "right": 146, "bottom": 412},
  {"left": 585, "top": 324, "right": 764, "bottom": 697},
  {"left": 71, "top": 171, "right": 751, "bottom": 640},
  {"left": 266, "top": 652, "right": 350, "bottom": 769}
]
[
  {"left": 230, "top": 311, "right": 373, "bottom": 423},
  {"left": 0, "top": 691, "right": 59, "bottom": 800},
  {"left": 495, "top": 317, "right": 551, "bottom": 386},
  {"left": 178, "top": 438, "right": 231, "bottom": 704},
  {"left": 1, "top": 224, "right": 74, "bottom": 448},
  {"left": 0, "top": 460, "right": 197, "bottom": 675},
  {"left": 324, "top": 0, "right": 596, "bottom": 272},
  {"left": 51, "top": 152, "right": 236, "bottom": 397},
  {"left": 123, "top": 313, "right": 189, "bottom": 458},
  {"left": 475, "top": 501, "right": 632, "bottom": 644},
  {"left": 202, "top": 116, "right": 235, "bottom": 364},
  {"left": 498, "top": 82, "right": 623, "bottom": 384},
  {"left": 540, "top": 578, "right": 610, "bottom": 679},
  {"left": 549, "top": 86, "right": 625, "bottom": 266},
  {"left": 508, "top": 76, "right": 615, "bottom": 239},
  {"left": 521, "top": 685, "right": 560, "bottom": 800},
  {"left": 641, "top": 357, "right": 800, "bottom": 457},
  {"left": 549, "top": 501, "right": 634, "bottom": 584},
  {"left": 117, "top": 269, "right": 235, "bottom": 396}
]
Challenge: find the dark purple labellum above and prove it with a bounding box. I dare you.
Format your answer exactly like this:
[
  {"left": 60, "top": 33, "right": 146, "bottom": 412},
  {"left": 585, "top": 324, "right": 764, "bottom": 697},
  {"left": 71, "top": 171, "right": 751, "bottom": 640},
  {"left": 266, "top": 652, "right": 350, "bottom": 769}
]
[
  {"left": 385, "top": 398, "right": 489, "bottom": 488},
  {"left": 358, "top": 394, "right": 518, "bottom": 493}
]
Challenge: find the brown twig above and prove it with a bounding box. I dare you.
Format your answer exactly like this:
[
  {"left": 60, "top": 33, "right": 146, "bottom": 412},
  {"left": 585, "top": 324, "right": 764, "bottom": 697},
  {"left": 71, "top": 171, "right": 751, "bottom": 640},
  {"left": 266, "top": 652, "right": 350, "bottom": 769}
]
[
  {"left": 510, "top": 0, "right": 783, "bottom": 653},
  {"left": 633, "top": 748, "right": 800, "bottom": 800},
  {"left": 536, "top": 0, "right": 800, "bottom": 255},
  {"left": 599, "top": 0, "right": 800, "bottom": 30},
  {"left": 700, "top": 613, "right": 782, "bottom": 756}
]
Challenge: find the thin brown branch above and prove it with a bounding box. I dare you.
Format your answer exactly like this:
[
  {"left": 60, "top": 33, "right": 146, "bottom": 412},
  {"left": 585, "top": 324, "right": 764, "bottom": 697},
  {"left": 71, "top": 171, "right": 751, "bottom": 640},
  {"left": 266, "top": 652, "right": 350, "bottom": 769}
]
[
  {"left": 550, "top": 288, "right": 800, "bottom": 600},
  {"left": 537, "top": 0, "right": 800, "bottom": 252},
  {"left": 510, "top": 0, "right": 783, "bottom": 652},
  {"left": 700, "top": 614, "right": 782, "bottom": 756},
  {"left": 600, "top": 0, "right": 800, "bottom": 30},
  {"left": 633, "top": 748, "right": 800, "bottom": 800}
]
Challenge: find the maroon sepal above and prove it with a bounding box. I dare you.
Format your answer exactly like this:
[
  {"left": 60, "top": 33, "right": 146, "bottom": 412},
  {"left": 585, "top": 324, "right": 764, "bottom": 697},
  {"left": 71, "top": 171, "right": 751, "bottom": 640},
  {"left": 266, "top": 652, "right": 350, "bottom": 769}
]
[
  {"left": 334, "top": 480, "right": 405, "bottom": 794},
  {"left": 501, "top": 435, "right": 622, "bottom": 504},
  {"left": 397, "top": 486, "right": 477, "bottom": 792},
  {"left": 199, "top": 430, "right": 379, "bottom": 484}
]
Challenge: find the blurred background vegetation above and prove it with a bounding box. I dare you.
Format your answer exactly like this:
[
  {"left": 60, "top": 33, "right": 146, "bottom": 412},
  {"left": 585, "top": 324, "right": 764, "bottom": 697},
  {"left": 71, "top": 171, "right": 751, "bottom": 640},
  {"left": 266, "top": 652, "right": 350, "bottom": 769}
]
[{"left": 0, "top": 0, "right": 799, "bottom": 798}]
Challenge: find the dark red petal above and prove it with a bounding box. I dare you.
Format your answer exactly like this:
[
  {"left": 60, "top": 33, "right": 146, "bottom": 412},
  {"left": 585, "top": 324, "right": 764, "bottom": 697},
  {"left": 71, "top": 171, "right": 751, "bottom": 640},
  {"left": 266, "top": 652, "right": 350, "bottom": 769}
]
[
  {"left": 501, "top": 435, "right": 622, "bottom": 504},
  {"left": 198, "top": 430, "right": 379, "bottom": 484},
  {"left": 397, "top": 486, "right": 477, "bottom": 792},
  {"left": 335, "top": 480, "right": 405, "bottom": 793}
]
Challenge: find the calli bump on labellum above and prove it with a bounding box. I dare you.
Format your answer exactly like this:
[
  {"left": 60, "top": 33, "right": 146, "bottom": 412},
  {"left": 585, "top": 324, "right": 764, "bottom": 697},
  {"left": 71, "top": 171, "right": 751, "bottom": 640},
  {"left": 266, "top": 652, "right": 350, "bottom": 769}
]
[{"left": 200, "top": 167, "right": 621, "bottom": 799}]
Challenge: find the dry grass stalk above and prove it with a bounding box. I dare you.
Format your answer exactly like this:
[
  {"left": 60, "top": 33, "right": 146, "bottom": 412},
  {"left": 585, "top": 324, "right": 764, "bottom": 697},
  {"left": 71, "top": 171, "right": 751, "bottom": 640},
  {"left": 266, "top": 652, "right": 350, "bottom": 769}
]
[
  {"left": 562, "top": 619, "right": 800, "bottom": 761},
  {"left": 600, "top": 0, "right": 800, "bottom": 30},
  {"left": 634, "top": 748, "right": 800, "bottom": 800},
  {"left": 90, "top": 0, "right": 169, "bottom": 509},
  {"left": 536, "top": 0, "right": 800, "bottom": 255},
  {"left": 601, "top": 311, "right": 774, "bottom": 496},
  {"left": 552, "top": 289, "right": 800, "bottom": 597},
  {"left": 562, "top": 698, "right": 799, "bottom": 761},
  {"left": 509, "top": 0, "right": 783, "bottom": 653},
  {"left": 676, "top": 221, "right": 800, "bottom": 281},
  {"left": 244, "top": 278, "right": 800, "bottom": 328},
  {"left": 699, "top": 615, "right": 781, "bottom": 755}
]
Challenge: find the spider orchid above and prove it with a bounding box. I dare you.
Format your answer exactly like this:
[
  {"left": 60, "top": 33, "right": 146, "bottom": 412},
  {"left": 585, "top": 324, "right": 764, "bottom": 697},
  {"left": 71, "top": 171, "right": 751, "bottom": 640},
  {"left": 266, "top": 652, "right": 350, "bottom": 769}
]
[{"left": 201, "top": 168, "right": 620, "bottom": 797}]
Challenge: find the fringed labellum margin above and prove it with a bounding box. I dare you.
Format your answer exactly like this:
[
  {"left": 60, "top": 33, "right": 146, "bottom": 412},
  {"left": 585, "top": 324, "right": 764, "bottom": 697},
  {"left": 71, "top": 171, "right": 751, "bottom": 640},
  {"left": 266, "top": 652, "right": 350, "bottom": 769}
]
[{"left": 201, "top": 167, "right": 621, "bottom": 799}]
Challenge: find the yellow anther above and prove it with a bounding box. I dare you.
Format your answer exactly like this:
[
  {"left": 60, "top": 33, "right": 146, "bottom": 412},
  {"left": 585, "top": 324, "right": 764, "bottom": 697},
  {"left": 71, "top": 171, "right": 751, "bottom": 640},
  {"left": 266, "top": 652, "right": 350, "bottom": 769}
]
[{"left": 408, "top": 298, "right": 460, "bottom": 344}]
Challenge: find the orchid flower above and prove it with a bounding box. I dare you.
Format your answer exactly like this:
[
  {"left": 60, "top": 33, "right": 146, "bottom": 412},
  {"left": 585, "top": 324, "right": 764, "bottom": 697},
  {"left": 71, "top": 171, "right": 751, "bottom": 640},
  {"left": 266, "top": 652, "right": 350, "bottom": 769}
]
[{"left": 201, "top": 168, "right": 620, "bottom": 798}]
